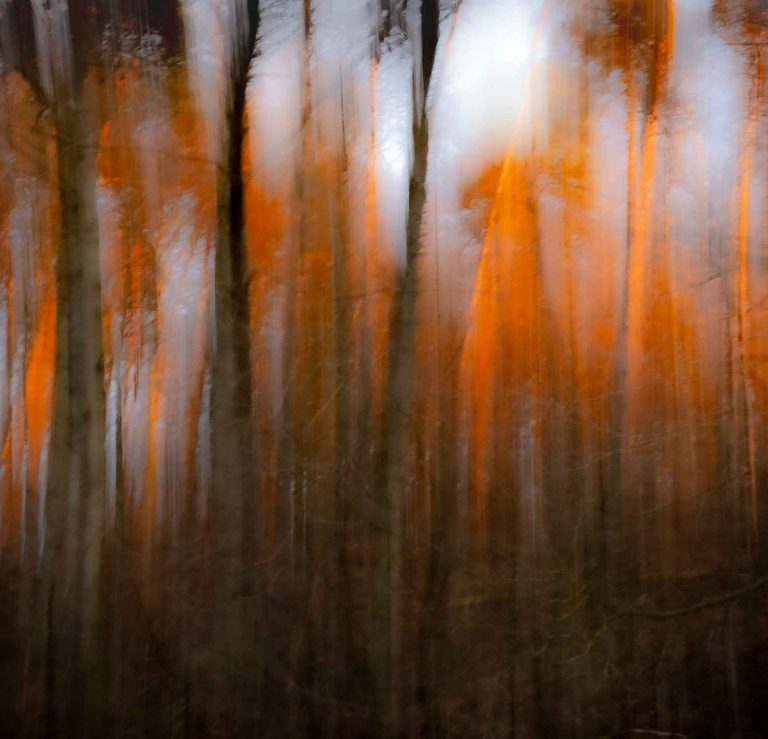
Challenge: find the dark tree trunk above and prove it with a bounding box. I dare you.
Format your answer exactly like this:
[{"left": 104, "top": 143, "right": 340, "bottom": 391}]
[
  {"left": 371, "top": 1, "right": 440, "bottom": 732},
  {"left": 209, "top": 1, "right": 261, "bottom": 728},
  {"left": 47, "top": 82, "right": 107, "bottom": 738}
]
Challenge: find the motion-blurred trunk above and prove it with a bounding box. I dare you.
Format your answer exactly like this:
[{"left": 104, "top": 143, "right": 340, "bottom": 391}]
[
  {"left": 47, "top": 79, "right": 107, "bottom": 736},
  {"left": 606, "top": 0, "right": 673, "bottom": 586},
  {"left": 603, "top": 55, "right": 636, "bottom": 593},
  {"left": 210, "top": 0, "right": 260, "bottom": 728},
  {"left": 733, "top": 46, "right": 763, "bottom": 556},
  {"left": 330, "top": 139, "right": 353, "bottom": 730},
  {"left": 372, "top": 0, "right": 439, "bottom": 731}
]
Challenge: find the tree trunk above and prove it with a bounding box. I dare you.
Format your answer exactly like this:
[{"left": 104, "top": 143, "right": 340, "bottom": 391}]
[
  {"left": 372, "top": 1, "right": 440, "bottom": 728},
  {"left": 210, "top": 3, "right": 261, "bottom": 727},
  {"left": 47, "top": 78, "right": 107, "bottom": 736}
]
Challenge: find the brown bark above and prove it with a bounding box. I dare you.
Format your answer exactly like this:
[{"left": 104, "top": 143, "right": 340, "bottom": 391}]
[
  {"left": 46, "top": 78, "right": 107, "bottom": 736},
  {"left": 209, "top": 1, "right": 261, "bottom": 729},
  {"left": 371, "top": 1, "right": 440, "bottom": 731}
]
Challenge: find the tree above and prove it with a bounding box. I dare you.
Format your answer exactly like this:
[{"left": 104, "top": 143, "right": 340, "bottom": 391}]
[
  {"left": 190, "top": 0, "right": 262, "bottom": 728},
  {"left": 371, "top": 0, "right": 440, "bottom": 731},
  {"left": 1, "top": 0, "right": 108, "bottom": 732}
]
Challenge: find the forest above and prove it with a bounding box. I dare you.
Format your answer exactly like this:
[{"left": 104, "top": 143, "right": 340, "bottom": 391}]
[{"left": 1, "top": 0, "right": 768, "bottom": 736}]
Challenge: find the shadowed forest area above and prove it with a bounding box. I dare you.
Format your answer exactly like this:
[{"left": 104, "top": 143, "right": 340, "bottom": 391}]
[{"left": 2, "top": 0, "right": 768, "bottom": 736}]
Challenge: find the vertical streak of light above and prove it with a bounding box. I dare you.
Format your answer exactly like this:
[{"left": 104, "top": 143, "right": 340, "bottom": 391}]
[{"left": 736, "top": 49, "right": 763, "bottom": 545}]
